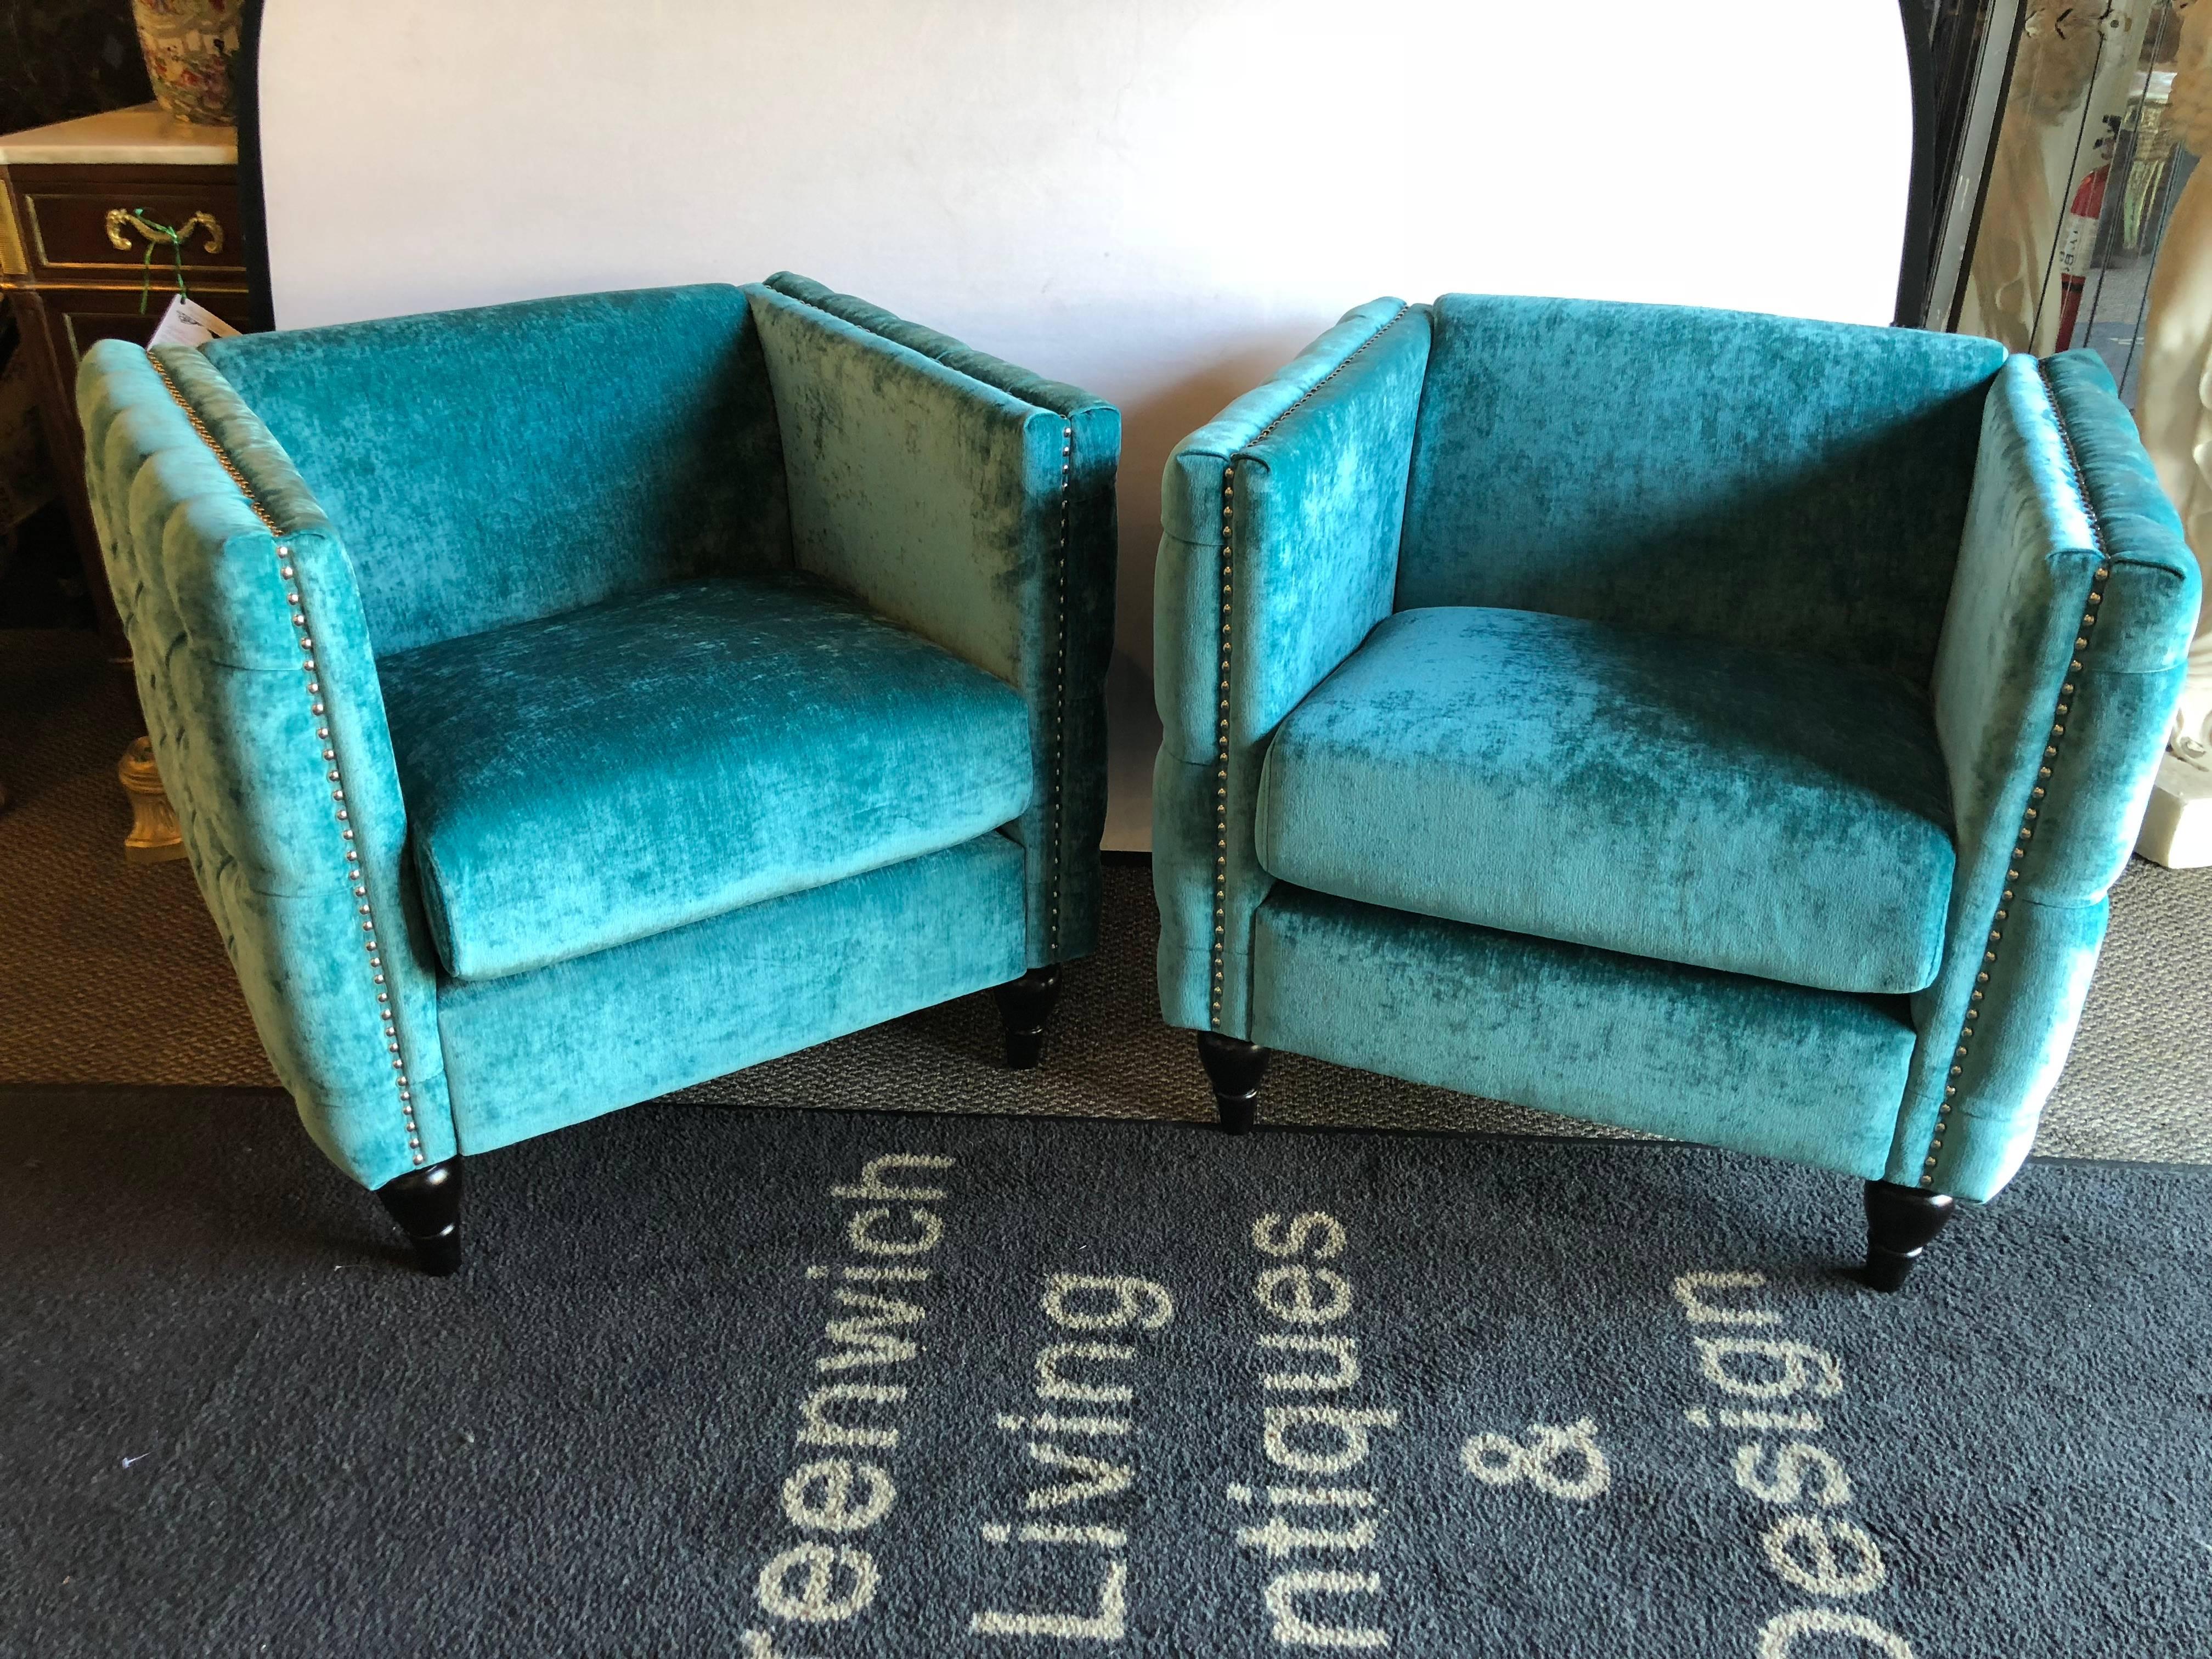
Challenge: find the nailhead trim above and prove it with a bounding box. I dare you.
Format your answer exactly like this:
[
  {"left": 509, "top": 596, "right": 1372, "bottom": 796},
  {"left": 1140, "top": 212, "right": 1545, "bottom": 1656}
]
[
  {"left": 1209, "top": 304, "right": 1411, "bottom": 1030},
  {"left": 148, "top": 353, "right": 426, "bottom": 1167},
  {"left": 1049, "top": 421, "right": 1072, "bottom": 957},
  {"left": 1926, "top": 363, "right": 2110, "bottom": 1190}
]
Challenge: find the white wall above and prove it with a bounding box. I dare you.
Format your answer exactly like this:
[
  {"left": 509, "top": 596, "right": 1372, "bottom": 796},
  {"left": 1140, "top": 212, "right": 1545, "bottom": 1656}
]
[{"left": 259, "top": 0, "right": 1914, "bottom": 682}]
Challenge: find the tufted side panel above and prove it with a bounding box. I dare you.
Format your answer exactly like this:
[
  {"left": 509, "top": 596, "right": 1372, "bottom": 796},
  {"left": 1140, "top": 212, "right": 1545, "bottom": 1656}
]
[
  {"left": 749, "top": 283, "right": 1115, "bottom": 969},
  {"left": 78, "top": 340, "right": 453, "bottom": 1189}
]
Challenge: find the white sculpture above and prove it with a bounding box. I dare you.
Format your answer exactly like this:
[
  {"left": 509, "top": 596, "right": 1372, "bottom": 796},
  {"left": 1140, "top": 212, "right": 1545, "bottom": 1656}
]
[{"left": 2134, "top": 0, "right": 2212, "bottom": 865}]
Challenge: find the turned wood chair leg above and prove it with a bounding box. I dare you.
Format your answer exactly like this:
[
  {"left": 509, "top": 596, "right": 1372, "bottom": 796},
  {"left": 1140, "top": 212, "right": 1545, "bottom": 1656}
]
[
  {"left": 1197, "top": 1031, "right": 1270, "bottom": 1135},
  {"left": 992, "top": 967, "right": 1063, "bottom": 1070},
  {"left": 377, "top": 1158, "right": 464, "bottom": 1277},
  {"left": 117, "top": 736, "right": 187, "bottom": 864},
  {"left": 1860, "top": 1179, "right": 1955, "bottom": 1292}
]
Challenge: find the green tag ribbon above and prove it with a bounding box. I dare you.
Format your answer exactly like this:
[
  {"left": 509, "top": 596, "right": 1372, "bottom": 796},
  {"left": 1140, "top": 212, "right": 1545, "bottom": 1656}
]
[{"left": 127, "top": 208, "right": 194, "bottom": 314}]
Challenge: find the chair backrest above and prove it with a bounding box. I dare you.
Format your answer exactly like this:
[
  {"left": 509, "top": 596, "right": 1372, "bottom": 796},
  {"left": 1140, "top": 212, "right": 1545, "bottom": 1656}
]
[
  {"left": 200, "top": 284, "right": 792, "bottom": 656},
  {"left": 1396, "top": 296, "right": 2010, "bottom": 682}
]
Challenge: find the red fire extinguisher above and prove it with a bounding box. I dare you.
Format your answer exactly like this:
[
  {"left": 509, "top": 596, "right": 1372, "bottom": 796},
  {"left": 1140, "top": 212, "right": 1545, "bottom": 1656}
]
[{"left": 2053, "top": 138, "right": 2115, "bottom": 351}]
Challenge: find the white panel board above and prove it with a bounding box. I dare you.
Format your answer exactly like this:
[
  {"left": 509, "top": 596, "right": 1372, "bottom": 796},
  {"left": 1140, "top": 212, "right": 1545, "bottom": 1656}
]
[{"left": 258, "top": 1, "right": 1912, "bottom": 677}]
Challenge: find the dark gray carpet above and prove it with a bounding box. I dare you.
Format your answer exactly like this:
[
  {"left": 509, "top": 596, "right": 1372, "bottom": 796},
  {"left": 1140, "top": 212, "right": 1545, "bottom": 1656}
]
[
  {"left": 0, "top": 630, "right": 272, "bottom": 1087},
  {"left": 4, "top": 1086, "right": 2207, "bottom": 1658}
]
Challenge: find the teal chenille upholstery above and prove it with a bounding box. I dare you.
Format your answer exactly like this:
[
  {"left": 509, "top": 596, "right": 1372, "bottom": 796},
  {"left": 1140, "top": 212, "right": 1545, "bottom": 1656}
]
[
  {"left": 439, "top": 837, "right": 1025, "bottom": 1155},
  {"left": 379, "top": 574, "right": 1032, "bottom": 982},
  {"left": 1255, "top": 889, "right": 1919, "bottom": 1177},
  {"left": 1159, "top": 295, "right": 2199, "bottom": 1209},
  {"left": 1397, "top": 297, "right": 2007, "bottom": 678},
  {"left": 1257, "top": 606, "right": 1957, "bottom": 996},
  {"left": 198, "top": 284, "right": 794, "bottom": 656},
  {"left": 79, "top": 280, "right": 1117, "bottom": 1194}
]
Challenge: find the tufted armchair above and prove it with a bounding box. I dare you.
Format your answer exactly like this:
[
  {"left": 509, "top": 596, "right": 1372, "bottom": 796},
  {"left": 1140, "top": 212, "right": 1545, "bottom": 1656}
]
[
  {"left": 81, "top": 276, "right": 1117, "bottom": 1273},
  {"left": 1156, "top": 295, "right": 2199, "bottom": 1288}
]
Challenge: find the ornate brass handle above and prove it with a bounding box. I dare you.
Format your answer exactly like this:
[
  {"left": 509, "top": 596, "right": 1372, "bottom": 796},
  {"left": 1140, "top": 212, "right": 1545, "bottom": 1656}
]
[{"left": 105, "top": 207, "right": 225, "bottom": 256}]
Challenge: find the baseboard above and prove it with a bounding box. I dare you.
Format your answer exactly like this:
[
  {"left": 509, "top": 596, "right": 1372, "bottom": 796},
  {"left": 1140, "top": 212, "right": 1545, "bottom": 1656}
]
[{"left": 2136, "top": 753, "right": 2212, "bottom": 870}]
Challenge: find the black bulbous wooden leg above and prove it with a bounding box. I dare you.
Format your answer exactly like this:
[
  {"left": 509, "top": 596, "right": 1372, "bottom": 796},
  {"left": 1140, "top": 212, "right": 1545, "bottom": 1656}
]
[
  {"left": 992, "top": 967, "right": 1063, "bottom": 1070},
  {"left": 1860, "top": 1179, "right": 1955, "bottom": 1292},
  {"left": 377, "top": 1158, "right": 464, "bottom": 1277},
  {"left": 1197, "top": 1032, "right": 1270, "bottom": 1136}
]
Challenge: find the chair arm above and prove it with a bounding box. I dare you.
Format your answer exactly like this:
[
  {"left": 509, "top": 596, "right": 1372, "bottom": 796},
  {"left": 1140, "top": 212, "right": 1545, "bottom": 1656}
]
[
  {"left": 1896, "top": 353, "right": 2200, "bottom": 1200},
  {"left": 1154, "top": 300, "right": 1431, "bottom": 1035},
  {"left": 77, "top": 341, "right": 454, "bottom": 1189},
  {"left": 744, "top": 281, "right": 1118, "bottom": 966}
]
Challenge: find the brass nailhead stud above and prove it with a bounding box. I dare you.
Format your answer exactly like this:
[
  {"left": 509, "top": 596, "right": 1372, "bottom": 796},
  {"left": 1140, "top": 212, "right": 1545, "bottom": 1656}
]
[{"left": 148, "top": 359, "right": 419, "bottom": 1164}]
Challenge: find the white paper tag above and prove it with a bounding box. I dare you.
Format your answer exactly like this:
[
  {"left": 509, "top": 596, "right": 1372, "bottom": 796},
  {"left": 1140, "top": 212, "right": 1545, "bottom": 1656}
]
[{"left": 147, "top": 294, "right": 243, "bottom": 350}]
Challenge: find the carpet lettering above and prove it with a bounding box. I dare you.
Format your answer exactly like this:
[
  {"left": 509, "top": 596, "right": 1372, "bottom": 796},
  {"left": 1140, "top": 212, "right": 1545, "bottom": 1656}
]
[
  {"left": 1234, "top": 1211, "right": 1399, "bottom": 1650},
  {"left": 1459, "top": 1418, "right": 1611, "bottom": 1500},
  {"left": 745, "top": 1152, "right": 958, "bottom": 1653},
  {"left": 969, "top": 1273, "right": 1178, "bottom": 1641},
  {"left": 1672, "top": 1270, "right": 1917, "bottom": 1659}
]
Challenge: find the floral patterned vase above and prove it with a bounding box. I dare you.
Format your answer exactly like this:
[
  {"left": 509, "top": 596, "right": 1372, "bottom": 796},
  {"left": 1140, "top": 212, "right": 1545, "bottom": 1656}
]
[{"left": 130, "top": 0, "right": 241, "bottom": 127}]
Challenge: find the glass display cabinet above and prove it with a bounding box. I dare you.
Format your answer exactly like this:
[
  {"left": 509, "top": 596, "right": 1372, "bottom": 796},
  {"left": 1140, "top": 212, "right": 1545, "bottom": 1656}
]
[{"left": 1936, "top": 0, "right": 2212, "bottom": 865}]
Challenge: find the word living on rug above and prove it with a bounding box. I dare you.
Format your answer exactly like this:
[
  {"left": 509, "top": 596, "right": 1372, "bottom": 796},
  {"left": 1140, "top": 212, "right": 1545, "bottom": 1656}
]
[
  {"left": 967, "top": 1273, "right": 1179, "bottom": 1640},
  {"left": 1234, "top": 1211, "right": 1401, "bottom": 1650},
  {"left": 743, "top": 1152, "right": 957, "bottom": 1656},
  {"left": 1673, "top": 1271, "right": 1917, "bottom": 1659}
]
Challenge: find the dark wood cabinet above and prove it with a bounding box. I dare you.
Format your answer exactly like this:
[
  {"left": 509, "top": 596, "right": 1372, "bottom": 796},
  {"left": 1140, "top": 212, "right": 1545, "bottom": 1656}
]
[
  {"left": 2, "top": 110, "right": 256, "bottom": 652},
  {"left": 10, "top": 164, "right": 247, "bottom": 285}
]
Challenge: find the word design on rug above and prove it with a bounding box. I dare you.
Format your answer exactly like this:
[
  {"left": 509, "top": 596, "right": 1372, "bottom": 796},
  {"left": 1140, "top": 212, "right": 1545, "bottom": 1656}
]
[{"left": 1672, "top": 1269, "right": 1915, "bottom": 1659}]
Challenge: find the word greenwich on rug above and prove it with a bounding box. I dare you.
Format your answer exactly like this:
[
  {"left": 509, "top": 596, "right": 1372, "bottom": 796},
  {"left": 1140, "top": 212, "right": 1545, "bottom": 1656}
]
[{"left": 746, "top": 1152, "right": 961, "bottom": 1638}]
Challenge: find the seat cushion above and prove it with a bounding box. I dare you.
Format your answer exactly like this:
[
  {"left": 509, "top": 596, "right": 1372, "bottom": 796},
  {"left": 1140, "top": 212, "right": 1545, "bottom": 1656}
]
[
  {"left": 1256, "top": 606, "right": 1956, "bottom": 996},
  {"left": 379, "top": 574, "right": 1032, "bottom": 981}
]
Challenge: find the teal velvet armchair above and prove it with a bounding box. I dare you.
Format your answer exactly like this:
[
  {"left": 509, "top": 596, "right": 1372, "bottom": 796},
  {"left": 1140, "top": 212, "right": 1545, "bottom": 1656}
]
[
  {"left": 81, "top": 276, "right": 1118, "bottom": 1272},
  {"left": 1156, "top": 295, "right": 2199, "bottom": 1287}
]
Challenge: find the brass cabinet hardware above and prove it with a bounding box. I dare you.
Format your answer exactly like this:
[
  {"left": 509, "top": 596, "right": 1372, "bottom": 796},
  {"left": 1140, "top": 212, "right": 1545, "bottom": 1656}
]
[{"left": 104, "top": 207, "right": 224, "bottom": 256}]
